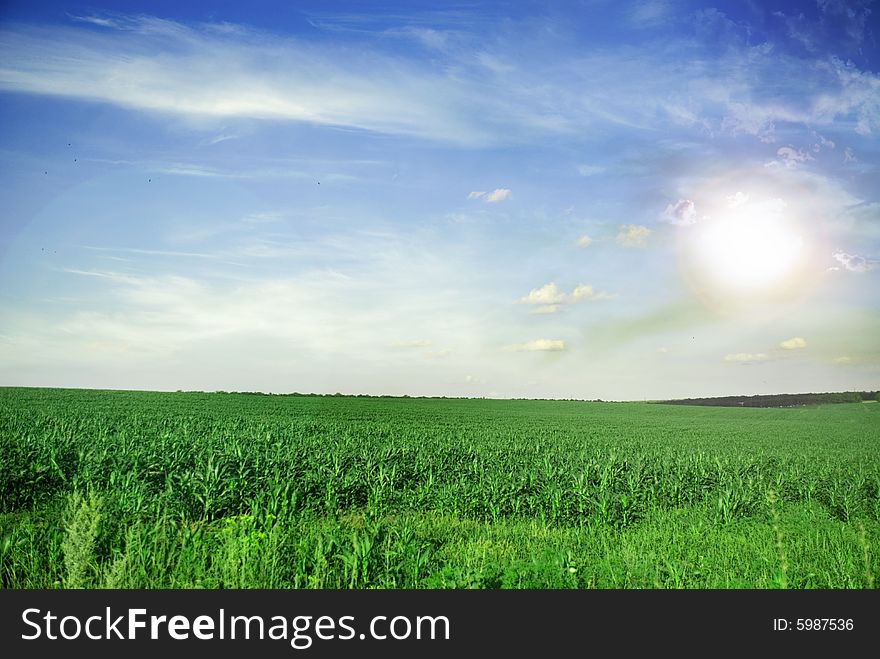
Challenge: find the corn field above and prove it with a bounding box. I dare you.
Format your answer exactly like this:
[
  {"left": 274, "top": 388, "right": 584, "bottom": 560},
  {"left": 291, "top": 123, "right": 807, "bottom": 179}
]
[{"left": 1, "top": 387, "right": 878, "bottom": 588}]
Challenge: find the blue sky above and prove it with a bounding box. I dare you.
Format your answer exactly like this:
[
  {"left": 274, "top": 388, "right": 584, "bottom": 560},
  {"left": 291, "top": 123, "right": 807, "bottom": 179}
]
[{"left": 0, "top": 1, "right": 878, "bottom": 399}]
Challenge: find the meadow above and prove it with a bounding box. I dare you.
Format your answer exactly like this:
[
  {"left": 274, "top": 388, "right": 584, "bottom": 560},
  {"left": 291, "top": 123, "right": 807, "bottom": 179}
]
[{"left": 1, "top": 387, "right": 878, "bottom": 589}]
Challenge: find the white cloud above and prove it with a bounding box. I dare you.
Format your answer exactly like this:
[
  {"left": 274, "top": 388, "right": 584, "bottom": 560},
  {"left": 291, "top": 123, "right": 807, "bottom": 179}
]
[
  {"left": 662, "top": 199, "right": 697, "bottom": 226},
  {"left": 617, "top": 224, "right": 651, "bottom": 247},
  {"left": 724, "top": 352, "right": 769, "bottom": 363},
  {"left": 467, "top": 191, "right": 486, "bottom": 200},
  {"left": 518, "top": 282, "right": 614, "bottom": 309},
  {"left": 570, "top": 284, "right": 614, "bottom": 301},
  {"left": 832, "top": 356, "right": 852, "bottom": 364},
  {"left": 779, "top": 336, "right": 807, "bottom": 350},
  {"left": 773, "top": 146, "right": 815, "bottom": 168},
  {"left": 485, "top": 188, "right": 511, "bottom": 203},
  {"left": 519, "top": 282, "right": 566, "bottom": 305},
  {"left": 506, "top": 339, "right": 566, "bottom": 352},
  {"left": 570, "top": 284, "right": 594, "bottom": 300},
  {"left": 576, "top": 234, "right": 593, "bottom": 247},
  {"left": 832, "top": 251, "right": 876, "bottom": 272},
  {"left": 843, "top": 147, "right": 857, "bottom": 162}
]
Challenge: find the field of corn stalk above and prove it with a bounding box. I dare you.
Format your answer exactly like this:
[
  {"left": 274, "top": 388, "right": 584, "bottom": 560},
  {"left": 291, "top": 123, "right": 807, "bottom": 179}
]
[{"left": 1, "top": 387, "right": 878, "bottom": 588}]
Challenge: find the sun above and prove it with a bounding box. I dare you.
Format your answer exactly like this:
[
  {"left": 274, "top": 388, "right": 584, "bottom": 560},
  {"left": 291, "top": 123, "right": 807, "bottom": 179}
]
[
  {"left": 696, "top": 214, "right": 804, "bottom": 291},
  {"left": 681, "top": 200, "right": 811, "bottom": 308}
]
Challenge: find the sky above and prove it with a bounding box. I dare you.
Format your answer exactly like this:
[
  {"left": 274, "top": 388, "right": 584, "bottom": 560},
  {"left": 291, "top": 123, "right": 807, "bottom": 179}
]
[{"left": 0, "top": 0, "right": 878, "bottom": 400}]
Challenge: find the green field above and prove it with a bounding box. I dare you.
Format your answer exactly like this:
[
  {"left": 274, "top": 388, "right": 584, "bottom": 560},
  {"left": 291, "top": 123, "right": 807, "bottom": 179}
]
[{"left": 1, "top": 387, "right": 878, "bottom": 589}]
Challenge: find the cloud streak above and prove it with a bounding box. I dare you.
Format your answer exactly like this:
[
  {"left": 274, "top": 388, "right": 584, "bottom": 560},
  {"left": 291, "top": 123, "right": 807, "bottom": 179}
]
[
  {"left": 724, "top": 352, "right": 769, "bottom": 363},
  {"left": 505, "top": 339, "right": 566, "bottom": 352},
  {"left": 0, "top": 17, "right": 499, "bottom": 144},
  {"left": 468, "top": 188, "right": 510, "bottom": 202},
  {"left": 1, "top": 11, "right": 877, "bottom": 149}
]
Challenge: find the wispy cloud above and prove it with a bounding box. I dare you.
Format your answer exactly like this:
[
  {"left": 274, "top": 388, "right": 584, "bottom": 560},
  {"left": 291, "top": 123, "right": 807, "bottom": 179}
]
[
  {"left": 205, "top": 133, "right": 239, "bottom": 145},
  {"left": 485, "top": 188, "right": 510, "bottom": 203},
  {"left": 468, "top": 188, "right": 510, "bottom": 202},
  {"left": 82, "top": 246, "right": 223, "bottom": 260},
  {"left": 576, "top": 234, "right": 593, "bottom": 248},
  {"left": 69, "top": 15, "right": 122, "bottom": 28},
  {"left": 153, "top": 163, "right": 340, "bottom": 181},
  {"left": 530, "top": 304, "right": 561, "bottom": 315},
  {"left": 0, "top": 17, "right": 501, "bottom": 145},
  {"left": 241, "top": 212, "right": 284, "bottom": 224},
  {"left": 2, "top": 14, "right": 650, "bottom": 148},
  {"left": 724, "top": 352, "right": 769, "bottom": 363},
  {"left": 2, "top": 11, "right": 876, "bottom": 149},
  {"left": 577, "top": 164, "right": 605, "bottom": 176},
  {"left": 770, "top": 146, "right": 815, "bottom": 169},
  {"left": 505, "top": 339, "right": 566, "bottom": 352}
]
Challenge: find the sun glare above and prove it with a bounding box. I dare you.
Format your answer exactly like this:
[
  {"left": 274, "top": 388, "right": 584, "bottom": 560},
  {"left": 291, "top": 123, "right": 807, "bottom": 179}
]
[
  {"left": 682, "top": 202, "right": 811, "bottom": 308},
  {"left": 697, "top": 215, "right": 803, "bottom": 291}
]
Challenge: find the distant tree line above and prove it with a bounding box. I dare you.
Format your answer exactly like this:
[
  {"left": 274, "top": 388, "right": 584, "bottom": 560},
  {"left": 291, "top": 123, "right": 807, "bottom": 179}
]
[
  {"left": 658, "top": 391, "right": 879, "bottom": 408},
  {"left": 171, "top": 389, "right": 880, "bottom": 406}
]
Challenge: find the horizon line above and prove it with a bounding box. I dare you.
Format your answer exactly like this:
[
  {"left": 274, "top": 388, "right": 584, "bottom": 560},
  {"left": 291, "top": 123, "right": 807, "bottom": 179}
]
[{"left": 1, "top": 384, "right": 877, "bottom": 404}]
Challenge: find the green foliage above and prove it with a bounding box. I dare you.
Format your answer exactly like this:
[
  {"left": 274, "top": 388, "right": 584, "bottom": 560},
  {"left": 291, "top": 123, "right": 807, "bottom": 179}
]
[
  {"left": 61, "top": 490, "right": 102, "bottom": 588},
  {"left": 0, "top": 387, "right": 878, "bottom": 588}
]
